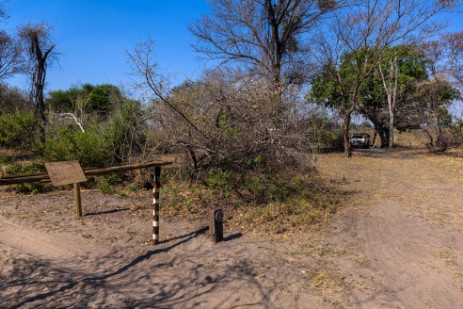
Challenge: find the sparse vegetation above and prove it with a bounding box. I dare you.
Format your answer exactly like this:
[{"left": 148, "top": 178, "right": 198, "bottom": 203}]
[{"left": 1, "top": 1, "right": 463, "bottom": 308}]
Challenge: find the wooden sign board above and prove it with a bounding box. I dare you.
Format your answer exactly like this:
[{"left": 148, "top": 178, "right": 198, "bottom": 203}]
[{"left": 45, "top": 160, "right": 87, "bottom": 186}]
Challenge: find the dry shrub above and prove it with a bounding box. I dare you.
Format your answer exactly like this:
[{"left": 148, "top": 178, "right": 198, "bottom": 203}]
[
  {"left": 421, "top": 124, "right": 463, "bottom": 152},
  {"left": 157, "top": 168, "right": 346, "bottom": 234},
  {"left": 145, "top": 69, "right": 315, "bottom": 180},
  {"left": 129, "top": 43, "right": 342, "bottom": 230}
]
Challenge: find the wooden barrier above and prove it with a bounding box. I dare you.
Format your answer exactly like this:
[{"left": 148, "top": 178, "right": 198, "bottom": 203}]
[
  {"left": 0, "top": 161, "right": 172, "bottom": 185},
  {"left": 0, "top": 160, "right": 172, "bottom": 245}
]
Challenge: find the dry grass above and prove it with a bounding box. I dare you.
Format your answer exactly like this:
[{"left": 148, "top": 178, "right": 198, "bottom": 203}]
[
  {"left": 2, "top": 141, "right": 463, "bottom": 308},
  {"left": 158, "top": 173, "right": 350, "bottom": 236},
  {"left": 316, "top": 146, "right": 463, "bottom": 236},
  {"left": 431, "top": 250, "right": 459, "bottom": 267}
]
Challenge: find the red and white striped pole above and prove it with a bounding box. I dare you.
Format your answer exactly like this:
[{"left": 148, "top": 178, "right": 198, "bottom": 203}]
[{"left": 152, "top": 167, "right": 161, "bottom": 245}]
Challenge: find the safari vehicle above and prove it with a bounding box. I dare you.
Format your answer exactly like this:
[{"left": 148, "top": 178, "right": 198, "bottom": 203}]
[{"left": 350, "top": 133, "right": 370, "bottom": 149}]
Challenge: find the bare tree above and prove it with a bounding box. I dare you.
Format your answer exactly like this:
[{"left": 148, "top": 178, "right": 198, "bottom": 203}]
[
  {"left": 18, "top": 23, "right": 57, "bottom": 141},
  {"left": 444, "top": 32, "right": 463, "bottom": 87},
  {"left": 0, "top": 4, "right": 23, "bottom": 84},
  {"left": 191, "top": 0, "right": 338, "bottom": 115},
  {"left": 417, "top": 34, "right": 462, "bottom": 151},
  {"left": 0, "top": 31, "right": 23, "bottom": 82},
  {"left": 129, "top": 40, "right": 314, "bottom": 178},
  {"left": 0, "top": 85, "right": 30, "bottom": 114}
]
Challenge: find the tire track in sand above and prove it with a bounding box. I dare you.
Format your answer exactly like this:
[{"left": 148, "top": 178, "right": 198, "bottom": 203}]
[{"left": 0, "top": 217, "right": 109, "bottom": 261}]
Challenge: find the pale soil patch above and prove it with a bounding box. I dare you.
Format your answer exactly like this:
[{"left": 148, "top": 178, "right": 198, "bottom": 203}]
[
  {"left": 0, "top": 189, "right": 330, "bottom": 308},
  {"left": 1, "top": 147, "right": 463, "bottom": 308},
  {"left": 317, "top": 148, "right": 463, "bottom": 308}
]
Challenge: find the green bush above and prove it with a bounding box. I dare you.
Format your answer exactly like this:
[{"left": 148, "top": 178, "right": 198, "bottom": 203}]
[
  {"left": 0, "top": 154, "right": 8, "bottom": 164},
  {"left": 41, "top": 126, "right": 112, "bottom": 168},
  {"left": 206, "top": 169, "right": 233, "bottom": 192},
  {"left": 5, "top": 161, "right": 52, "bottom": 194},
  {"left": 96, "top": 173, "right": 121, "bottom": 194},
  {"left": 42, "top": 90, "right": 146, "bottom": 167},
  {"left": 0, "top": 110, "right": 37, "bottom": 148}
]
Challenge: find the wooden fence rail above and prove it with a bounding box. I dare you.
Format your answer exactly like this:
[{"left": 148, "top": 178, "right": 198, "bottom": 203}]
[
  {"left": 0, "top": 160, "right": 173, "bottom": 244},
  {"left": 0, "top": 161, "right": 173, "bottom": 186}
]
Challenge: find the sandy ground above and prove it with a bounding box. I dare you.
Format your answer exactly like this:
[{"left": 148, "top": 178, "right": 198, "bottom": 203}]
[{"left": 1, "top": 147, "right": 463, "bottom": 308}]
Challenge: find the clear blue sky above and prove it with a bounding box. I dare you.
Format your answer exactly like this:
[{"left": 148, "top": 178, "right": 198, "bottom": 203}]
[
  {"left": 2, "top": 1, "right": 463, "bottom": 99},
  {"left": 3, "top": 0, "right": 210, "bottom": 94}
]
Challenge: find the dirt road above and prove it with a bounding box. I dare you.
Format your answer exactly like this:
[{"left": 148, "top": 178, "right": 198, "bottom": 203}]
[
  {"left": 1, "top": 148, "right": 462, "bottom": 308},
  {"left": 318, "top": 148, "right": 463, "bottom": 308}
]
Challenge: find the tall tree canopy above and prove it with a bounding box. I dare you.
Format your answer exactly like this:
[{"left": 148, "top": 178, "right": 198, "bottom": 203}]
[
  {"left": 191, "top": 0, "right": 338, "bottom": 111},
  {"left": 47, "top": 84, "right": 124, "bottom": 113},
  {"left": 310, "top": 44, "right": 459, "bottom": 147},
  {"left": 308, "top": 0, "right": 456, "bottom": 155}
]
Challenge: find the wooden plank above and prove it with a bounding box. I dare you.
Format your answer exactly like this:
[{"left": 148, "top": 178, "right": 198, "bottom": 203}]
[
  {"left": 0, "top": 173, "right": 49, "bottom": 185},
  {"left": 45, "top": 161, "right": 87, "bottom": 186},
  {"left": 84, "top": 161, "right": 173, "bottom": 177},
  {"left": 0, "top": 161, "right": 173, "bottom": 186}
]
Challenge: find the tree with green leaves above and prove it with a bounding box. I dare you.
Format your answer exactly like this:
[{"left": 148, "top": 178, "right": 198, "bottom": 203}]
[
  {"left": 308, "top": 0, "right": 456, "bottom": 155},
  {"left": 366, "top": 45, "right": 428, "bottom": 147},
  {"left": 47, "top": 83, "right": 124, "bottom": 114},
  {"left": 310, "top": 44, "right": 459, "bottom": 148},
  {"left": 43, "top": 84, "right": 147, "bottom": 165}
]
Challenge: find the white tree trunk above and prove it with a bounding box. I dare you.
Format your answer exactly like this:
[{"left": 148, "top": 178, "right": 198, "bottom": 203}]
[{"left": 379, "top": 54, "right": 398, "bottom": 149}]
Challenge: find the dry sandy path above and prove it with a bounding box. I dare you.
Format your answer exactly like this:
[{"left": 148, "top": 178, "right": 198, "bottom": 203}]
[
  {"left": 0, "top": 191, "right": 325, "bottom": 308},
  {"left": 1, "top": 147, "right": 463, "bottom": 308},
  {"left": 0, "top": 218, "right": 109, "bottom": 261},
  {"left": 317, "top": 148, "right": 463, "bottom": 308}
]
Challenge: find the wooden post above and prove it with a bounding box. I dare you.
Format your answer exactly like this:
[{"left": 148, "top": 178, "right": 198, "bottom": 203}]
[
  {"left": 152, "top": 167, "right": 161, "bottom": 245},
  {"left": 209, "top": 208, "right": 224, "bottom": 243},
  {"left": 74, "top": 182, "right": 83, "bottom": 218}
]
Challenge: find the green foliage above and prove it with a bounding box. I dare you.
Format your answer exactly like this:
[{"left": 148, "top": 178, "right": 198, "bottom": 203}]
[
  {"left": 309, "top": 45, "right": 428, "bottom": 112},
  {"left": 101, "top": 98, "right": 146, "bottom": 163},
  {"left": 45, "top": 88, "right": 81, "bottom": 111},
  {"left": 6, "top": 161, "right": 45, "bottom": 175},
  {"left": 41, "top": 126, "right": 112, "bottom": 168},
  {"left": 0, "top": 110, "right": 37, "bottom": 148},
  {"left": 86, "top": 84, "right": 122, "bottom": 112},
  {"left": 437, "top": 106, "right": 453, "bottom": 128},
  {"left": 41, "top": 84, "right": 146, "bottom": 166},
  {"left": 97, "top": 173, "right": 120, "bottom": 195},
  {"left": 47, "top": 83, "right": 124, "bottom": 113},
  {"left": 5, "top": 161, "right": 52, "bottom": 194},
  {"left": 0, "top": 154, "right": 8, "bottom": 164},
  {"left": 206, "top": 169, "right": 233, "bottom": 193}
]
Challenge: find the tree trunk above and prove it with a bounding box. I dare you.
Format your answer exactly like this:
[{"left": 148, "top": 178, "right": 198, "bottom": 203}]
[
  {"left": 343, "top": 110, "right": 353, "bottom": 157},
  {"left": 35, "top": 60, "right": 47, "bottom": 143},
  {"left": 388, "top": 103, "right": 394, "bottom": 148},
  {"left": 379, "top": 54, "right": 398, "bottom": 149},
  {"left": 379, "top": 128, "right": 389, "bottom": 148}
]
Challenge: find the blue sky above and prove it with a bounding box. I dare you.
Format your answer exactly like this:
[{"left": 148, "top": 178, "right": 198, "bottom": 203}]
[
  {"left": 2, "top": 1, "right": 463, "bottom": 100},
  {"left": 3, "top": 0, "right": 210, "bottom": 93}
]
